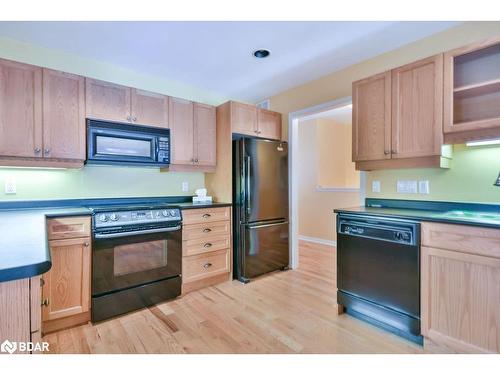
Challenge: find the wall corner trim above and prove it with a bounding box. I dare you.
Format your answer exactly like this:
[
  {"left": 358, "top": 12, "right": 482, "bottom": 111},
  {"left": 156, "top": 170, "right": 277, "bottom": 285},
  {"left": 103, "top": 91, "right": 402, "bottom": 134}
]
[{"left": 298, "top": 235, "right": 336, "bottom": 248}]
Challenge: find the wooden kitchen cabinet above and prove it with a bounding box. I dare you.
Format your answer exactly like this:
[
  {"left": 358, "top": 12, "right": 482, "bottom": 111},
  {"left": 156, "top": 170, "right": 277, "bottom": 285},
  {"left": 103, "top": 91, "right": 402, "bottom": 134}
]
[
  {"left": 229, "top": 101, "right": 282, "bottom": 140},
  {"left": 443, "top": 37, "right": 500, "bottom": 143},
  {"left": 257, "top": 108, "right": 281, "bottom": 140},
  {"left": 42, "top": 216, "right": 91, "bottom": 334},
  {"left": 0, "top": 58, "right": 42, "bottom": 159},
  {"left": 42, "top": 69, "right": 86, "bottom": 160},
  {"left": 231, "top": 101, "right": 258, "bottom": 136},
  {"left": 194, "top": 103, "right": 216, "bottom": 167},
  {"left": 131, "top": 88, "right": 169, "bottom": 128},
  {"left": 169, "top": 99, "right": 216, "bottom": 170},
  {"left": 352, "top": 72, "right": 391, "bottom": 162},
  {"left": 352, "top": 55, "right": 450, "bottom": 171},
  {"left": 391, "top": 54, "right": 443, "bottom": 159},
  {"left": 181, "top": 207, "right": 232, "bottom": 294},
  {"left": 169, "top": 97, "right": 195, "bottom": 166},
  {"left": 421, "top": 222, "right": 500, "bottom": 353},
  {"left": 85, "top": 78, "right": 131, "bottom": 123},
  {"left": 0, "top": 276, "right": 43, "bottom": 354}
]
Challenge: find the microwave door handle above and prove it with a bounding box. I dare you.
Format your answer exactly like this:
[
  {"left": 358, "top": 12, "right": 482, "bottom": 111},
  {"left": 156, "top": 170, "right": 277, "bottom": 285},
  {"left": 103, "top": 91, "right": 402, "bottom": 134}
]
[{"left": 154, "top": 139, "right": 159, "bottom": 161}]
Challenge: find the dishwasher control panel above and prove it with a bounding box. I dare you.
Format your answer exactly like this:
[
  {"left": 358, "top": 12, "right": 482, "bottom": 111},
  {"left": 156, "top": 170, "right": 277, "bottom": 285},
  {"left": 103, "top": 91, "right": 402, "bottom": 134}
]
[{"left": 338, "top": 219, "right": 416, "bottom": 245}]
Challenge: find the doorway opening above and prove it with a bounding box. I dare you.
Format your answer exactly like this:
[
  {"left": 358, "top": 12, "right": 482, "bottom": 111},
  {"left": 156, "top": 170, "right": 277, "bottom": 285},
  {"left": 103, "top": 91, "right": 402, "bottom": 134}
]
[{"left": 288, "top": 97, "right": 365, "bottom": 269}]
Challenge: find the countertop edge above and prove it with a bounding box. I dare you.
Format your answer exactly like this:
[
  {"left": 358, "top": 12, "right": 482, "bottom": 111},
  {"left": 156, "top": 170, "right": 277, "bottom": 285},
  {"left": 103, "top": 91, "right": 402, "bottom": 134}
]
[{"left": 334, "top": 208, "right": 500, "bottom": 230}]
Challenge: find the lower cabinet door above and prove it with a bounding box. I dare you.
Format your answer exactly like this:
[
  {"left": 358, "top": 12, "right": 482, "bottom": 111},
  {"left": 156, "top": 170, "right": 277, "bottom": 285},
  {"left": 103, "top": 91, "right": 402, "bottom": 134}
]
[
  {"left": 42, "top": 237, "right": 91, "bottom": 322},
  {"left": 421, "top": 246, "right": 500, "bottom": 353}
]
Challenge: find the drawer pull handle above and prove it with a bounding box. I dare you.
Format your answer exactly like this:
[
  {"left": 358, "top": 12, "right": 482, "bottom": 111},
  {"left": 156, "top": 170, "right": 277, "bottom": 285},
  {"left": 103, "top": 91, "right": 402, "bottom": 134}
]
[
  {"left": 203, "top": 228, "right": 212, "bottom": 233},
  {"left": 203, "top": 262, "right": 212, "bottom": 269},
  {"left": 204, "top": 243, "right": 212, "bottom": 248},
  {"left": 202, "top": 214, "right": 211, "bottom": 218},
  {"left": 41, "top": 298, "right": 50, "bottom": 307}
]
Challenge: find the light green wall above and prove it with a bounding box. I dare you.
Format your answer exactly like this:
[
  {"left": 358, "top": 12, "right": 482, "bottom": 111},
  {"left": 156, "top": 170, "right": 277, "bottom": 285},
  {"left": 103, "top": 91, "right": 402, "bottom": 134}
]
[
  {"left": 0, "top": 166, "right": 205, "bottom": 200},
  {"left": 0, "top": 35, "right": 223, "bottom": 202},
  {"left": 366, "top": 145, "right": 500, "bottom": 204}
]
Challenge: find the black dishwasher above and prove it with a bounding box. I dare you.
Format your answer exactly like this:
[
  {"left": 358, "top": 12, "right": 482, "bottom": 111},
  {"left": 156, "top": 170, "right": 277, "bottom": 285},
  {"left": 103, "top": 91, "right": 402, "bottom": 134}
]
[{"left": 336, "top": 213, "right": 422, "bottom": 344}]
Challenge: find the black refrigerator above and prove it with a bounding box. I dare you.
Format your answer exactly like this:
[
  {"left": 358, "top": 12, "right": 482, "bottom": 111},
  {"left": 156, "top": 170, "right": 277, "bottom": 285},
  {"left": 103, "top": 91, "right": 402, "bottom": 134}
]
[{"left": 233, "top": 137, "right": 289, "bottom": 283}]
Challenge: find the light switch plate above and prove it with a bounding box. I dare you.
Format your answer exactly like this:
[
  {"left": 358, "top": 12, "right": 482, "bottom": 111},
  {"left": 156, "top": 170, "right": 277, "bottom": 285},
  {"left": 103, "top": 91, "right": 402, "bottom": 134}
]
[
  {"left": 397, "top": 180, "right": 418, "bottom": 194},
  {"left": 372, "top": 180, "right": 381, "bottom": 193},
  {"left": 419, "top": 180, "right": 430, "bottom": 194},
  {"left": 181, "top": 181, "right": 189, "bottom": 192},
  {"left": 4, "top": 176, "right": 16, "bottom": 194}
]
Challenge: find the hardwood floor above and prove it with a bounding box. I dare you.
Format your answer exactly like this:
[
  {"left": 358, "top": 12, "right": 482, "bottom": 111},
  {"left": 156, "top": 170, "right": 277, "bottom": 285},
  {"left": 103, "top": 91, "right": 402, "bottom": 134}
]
[{"left": 43, "top": 240, "right": 430, "bottom": 354}]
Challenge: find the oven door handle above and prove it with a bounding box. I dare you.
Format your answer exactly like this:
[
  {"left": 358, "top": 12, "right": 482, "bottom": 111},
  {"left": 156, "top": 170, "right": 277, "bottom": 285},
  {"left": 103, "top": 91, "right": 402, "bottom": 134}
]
[{"left": 94, "top": 225, "right": 181, "bottom": 239}]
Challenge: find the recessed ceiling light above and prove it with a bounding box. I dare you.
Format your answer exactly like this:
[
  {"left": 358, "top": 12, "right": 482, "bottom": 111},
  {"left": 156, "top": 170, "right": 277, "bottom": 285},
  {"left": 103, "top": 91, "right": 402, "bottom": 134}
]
[{"left": 253, "top": 49, "right": 270, "bottom": 59}]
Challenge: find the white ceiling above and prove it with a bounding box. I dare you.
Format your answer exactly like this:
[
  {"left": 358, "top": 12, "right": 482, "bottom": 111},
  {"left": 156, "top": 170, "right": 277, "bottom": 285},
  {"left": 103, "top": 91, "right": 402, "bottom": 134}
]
[{"left": 0, "top": 21, "right": 458, "bottom": 103}]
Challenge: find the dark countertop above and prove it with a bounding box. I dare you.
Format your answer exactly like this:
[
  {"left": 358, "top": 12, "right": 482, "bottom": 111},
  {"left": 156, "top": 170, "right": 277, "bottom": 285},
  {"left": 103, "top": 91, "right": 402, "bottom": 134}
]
[
  {"left": 0, "top": 197, "right": 231, "bottom": 283},
  {"left": 334, "top": 199, "right": 500, "bottom": 229},
  {"left": 0, "top": 207, "right": 91, "bottom": 283},
  {"left": 176, "top": 202, "right": 232, "bottom": 210}
]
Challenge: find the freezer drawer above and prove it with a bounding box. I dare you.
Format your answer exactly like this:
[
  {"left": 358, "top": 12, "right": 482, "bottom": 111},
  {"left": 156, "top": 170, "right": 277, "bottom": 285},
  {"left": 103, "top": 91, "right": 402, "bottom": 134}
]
[{"left": 237, "top": 221, "right": 289, "bottom": 280}]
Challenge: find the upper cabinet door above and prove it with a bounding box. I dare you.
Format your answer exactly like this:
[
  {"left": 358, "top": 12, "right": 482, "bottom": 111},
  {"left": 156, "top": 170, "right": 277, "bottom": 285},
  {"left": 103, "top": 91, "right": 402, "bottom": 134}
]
[
  {"left": 257, "top": 108, "right": 281, "bottom": 140},
  {"left": 42, "top": 69, "right": 85, "bottom": 160},
  {"left": 169, "top": 97, "right": 194, "bottom": 165},
  {"left": 391, "top": 54, "right": 443, "bottom": 159},
  {"left": 352, "top": 72, "right": 392, "bottom": 161},
  {"left": 85, "top": 78, "right": 131, "bottom": 123},
  {"left": 231, "top": 101, "right": 257, "bottom": 136},
  {"left": 194, "top": 103, "right": 216, "bottom": 167},
  {"left": 131, "top": 89, "right": 169, "bottom": 128},
  {"left": 0, "top": 59, "right": 42, "bottom": 158}
]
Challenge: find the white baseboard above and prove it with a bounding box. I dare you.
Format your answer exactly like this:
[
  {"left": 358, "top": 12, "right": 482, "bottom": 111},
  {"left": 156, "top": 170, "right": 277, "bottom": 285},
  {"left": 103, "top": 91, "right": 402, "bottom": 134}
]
[{"left": 298, "top": 235, "right": 336, "bottom": 247}]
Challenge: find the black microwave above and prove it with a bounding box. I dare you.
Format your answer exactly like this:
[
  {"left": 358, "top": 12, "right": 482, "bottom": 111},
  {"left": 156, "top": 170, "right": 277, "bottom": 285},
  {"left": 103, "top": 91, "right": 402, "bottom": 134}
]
[{"left": 86, "top": 119, "right": 170, "bottom": 167}]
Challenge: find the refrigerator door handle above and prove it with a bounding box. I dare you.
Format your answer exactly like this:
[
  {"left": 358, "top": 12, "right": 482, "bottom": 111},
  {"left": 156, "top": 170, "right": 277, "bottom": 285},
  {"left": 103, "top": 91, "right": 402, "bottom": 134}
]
[
  {"left": 245, "top": 156, "right": 251, "bottom": 217},
  {"left": 247, "top": 221, "right": 289, "bottom": 229}
]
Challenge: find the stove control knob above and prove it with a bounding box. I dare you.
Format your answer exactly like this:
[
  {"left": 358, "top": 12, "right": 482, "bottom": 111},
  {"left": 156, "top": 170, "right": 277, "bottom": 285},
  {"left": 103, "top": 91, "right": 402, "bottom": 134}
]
[
  {"left": 155, "top": 211, "right": 162, "bottom": 218},
  {"left": 109, "top": 213, "right": 119, "bottom": 221},
  {"left": 99, "top": 214, "right": 108, "bottom": 222},
  {"left": 162, "top": 210, "right": 170, "bottom": 217},
  {"left": 170, "top": 210, "right": 177, "bottom": 217}
]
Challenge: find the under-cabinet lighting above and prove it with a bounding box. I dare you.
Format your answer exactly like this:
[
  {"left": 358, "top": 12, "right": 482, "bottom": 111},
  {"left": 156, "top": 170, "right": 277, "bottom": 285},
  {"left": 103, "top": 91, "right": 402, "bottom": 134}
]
[{"left": 466, "top": 139, "right": 500, "bottom": 147}]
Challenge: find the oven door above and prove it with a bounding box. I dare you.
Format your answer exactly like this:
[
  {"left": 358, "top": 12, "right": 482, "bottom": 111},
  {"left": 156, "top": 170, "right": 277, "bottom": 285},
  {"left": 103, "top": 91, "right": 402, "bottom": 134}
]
[
  {"left": 92, "top": 226, "right": 182, "bottom": 297},
  {"left": 86, "top": 120, "right": 165, "bottom": 165}
]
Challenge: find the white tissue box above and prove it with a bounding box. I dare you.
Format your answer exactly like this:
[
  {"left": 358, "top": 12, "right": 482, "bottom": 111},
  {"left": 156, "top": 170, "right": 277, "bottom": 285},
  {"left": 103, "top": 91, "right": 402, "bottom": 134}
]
[{"left": 192, "top": 196, "right": 213, "bottom": 204}]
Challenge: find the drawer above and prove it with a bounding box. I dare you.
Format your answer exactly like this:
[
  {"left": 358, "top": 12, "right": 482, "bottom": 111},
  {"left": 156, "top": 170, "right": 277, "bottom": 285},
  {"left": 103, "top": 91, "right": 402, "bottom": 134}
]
[
  {"left": 421, "top": 222, "right": 500, "bottom": 259},
  {"left": 182, "top": 249, "right": 230, "bottom": 283},
  {"left": 183, "top": 220, "right": 230, "bottom": 240},
  {"left": 182, "top": 206, "right": 230, "bottom": 225},
  {"left": 47, "top": 216, "right": 91, "bottom": 240},
  {"left": 183, "top": 235, "right": 230, "bottom": 257}
]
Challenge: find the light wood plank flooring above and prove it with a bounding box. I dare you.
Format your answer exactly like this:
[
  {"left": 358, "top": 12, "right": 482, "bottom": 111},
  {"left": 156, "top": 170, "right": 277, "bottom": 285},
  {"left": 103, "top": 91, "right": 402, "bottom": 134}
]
[{"left": 43, "top": 240, "right": 431, "bottom": 354}]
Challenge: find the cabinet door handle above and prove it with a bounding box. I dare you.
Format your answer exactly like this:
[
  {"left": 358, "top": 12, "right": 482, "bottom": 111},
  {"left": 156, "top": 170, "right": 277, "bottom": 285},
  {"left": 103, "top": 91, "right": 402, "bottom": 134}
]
[
  {"left": 44, "top": 148, "right": 51, "bottom": 156},
  {"left": 202, "top": 213, "right": 211, "bottom": 218},
  {"left": 132, "top": 116, "right": 137, "bottom": 122},
  {"left": 84, "top": 242, "right": 90, "bottom": 247},
  {"left": 203, "top": 262, "right": 212, "bottom": 269},
  {"left": 204, "top": 243, "right": 212, "bottom": 248},
  {"left": 202, "top": 228, "right": 212, "bottom": 233},
  {"left": 384, "top": 150, "right": 390, "bottom": 155},
  {"left": 41, "top": 298, "right": 50, "bottom": 307},
  {"left": 40, "top": 278, "right": 45, "bottom": 287},
  {"left": 127, "top": 115, "right": 132, "bottom": 121},
  {"left": 195, "top": 158, "right": 199, "bottom": 163},
  {"left": 391, "top": 150, "right": 397, "bottom": 154},
  {"left": 34, "top": 147, "right": 41, "bottom": 155}
]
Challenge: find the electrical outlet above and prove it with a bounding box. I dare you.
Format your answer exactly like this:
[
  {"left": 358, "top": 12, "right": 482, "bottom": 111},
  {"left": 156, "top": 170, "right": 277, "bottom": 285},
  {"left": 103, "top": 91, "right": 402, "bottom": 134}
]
[
  {"left": 181, "top": 181, "right": 189, "bottom": 192},
  {"left": 372, "top": 180, "right": 381, "bottom": 193},
  {"left": 419, "top": 180, "right": 430, "bottom": 194},
  {"left": 4, "top": 176, "right": 16, "bottom": 194},
  {"left": 397, "top": 180, "right": 418, "bottom": 194}
]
